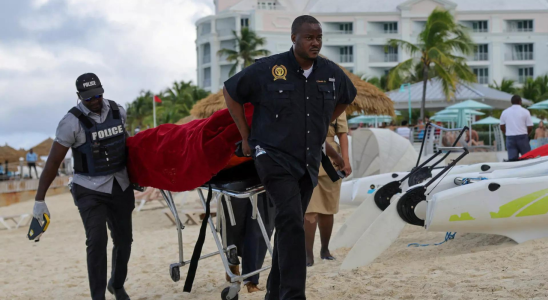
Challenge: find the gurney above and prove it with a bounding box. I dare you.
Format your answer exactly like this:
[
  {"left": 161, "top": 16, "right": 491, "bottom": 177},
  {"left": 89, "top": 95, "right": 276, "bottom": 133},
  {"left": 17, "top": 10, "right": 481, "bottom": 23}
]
[{"left": 159, "top": 160, "right": 272, "bottom": 300}]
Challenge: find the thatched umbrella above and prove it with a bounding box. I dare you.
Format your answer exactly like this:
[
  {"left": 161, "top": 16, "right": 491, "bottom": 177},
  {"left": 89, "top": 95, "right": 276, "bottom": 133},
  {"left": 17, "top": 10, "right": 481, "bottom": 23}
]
[
  {"left": 0, "top": 145, "right": 25, "bottom": 172},
  {"left": 175, "top": 115, "right": 198, "bottom": 125},
  {"left": 186, "top": 70, "right": 393, "bottom": 123},
  {"left": 31, "top": 137, "right": 54, "bottom": 157},
  {"left": 189, "top": 92, "right": 227, "bottom": 119},
  {"left": 341, "top": 67, "right": 395, "bottom": 117}
]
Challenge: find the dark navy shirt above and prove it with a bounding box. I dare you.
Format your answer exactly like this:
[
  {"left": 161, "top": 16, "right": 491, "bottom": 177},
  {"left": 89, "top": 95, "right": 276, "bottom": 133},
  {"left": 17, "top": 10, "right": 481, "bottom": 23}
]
[{"left": 224, "top": 47, "right": 357, "bottom": 186}]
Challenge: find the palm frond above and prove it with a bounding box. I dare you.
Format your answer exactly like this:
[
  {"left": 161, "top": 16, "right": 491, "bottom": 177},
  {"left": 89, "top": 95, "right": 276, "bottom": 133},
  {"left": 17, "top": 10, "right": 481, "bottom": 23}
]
[
  {"left": 387, "top": 39, "right": 421, "bottom": 56},
  {"left": 387, "top": 58, "right": 417, "bottom": 90}
]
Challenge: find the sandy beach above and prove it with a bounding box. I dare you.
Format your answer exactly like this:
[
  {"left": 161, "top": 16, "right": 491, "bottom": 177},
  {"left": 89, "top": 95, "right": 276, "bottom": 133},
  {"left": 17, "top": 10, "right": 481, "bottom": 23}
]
[{"left": 2, "top": 191, "right": 548, "bottom": 300}]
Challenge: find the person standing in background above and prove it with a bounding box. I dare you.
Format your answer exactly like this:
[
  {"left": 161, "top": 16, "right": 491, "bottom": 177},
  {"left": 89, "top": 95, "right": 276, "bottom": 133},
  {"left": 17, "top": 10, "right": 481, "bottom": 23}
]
[
  {"left": 304, "top": 113, "right": 351, "bottom": 266},
  {"left": 26, "top": 148, "right": 39, "bottom": 179},
  {"left": 534, "top": 120, "right": 548, "bottom": 139},
  {"left": 500, "top": 95, "right": 533, "bottom": 161},
  {"left": 396, "top": 120, "right": 411, "bottom": 140}
]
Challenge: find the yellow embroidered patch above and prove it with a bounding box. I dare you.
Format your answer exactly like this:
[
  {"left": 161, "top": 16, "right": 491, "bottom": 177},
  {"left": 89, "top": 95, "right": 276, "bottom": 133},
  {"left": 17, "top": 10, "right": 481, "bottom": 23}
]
[{"left": 272, "top": 65, "right": 287, "bottom": 81}]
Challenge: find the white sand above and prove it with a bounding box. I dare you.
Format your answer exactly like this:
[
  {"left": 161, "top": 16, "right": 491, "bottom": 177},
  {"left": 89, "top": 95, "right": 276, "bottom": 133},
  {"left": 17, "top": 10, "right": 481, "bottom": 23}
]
[{"left": 2, "top": 192, "right": 548, "bottom": 300}]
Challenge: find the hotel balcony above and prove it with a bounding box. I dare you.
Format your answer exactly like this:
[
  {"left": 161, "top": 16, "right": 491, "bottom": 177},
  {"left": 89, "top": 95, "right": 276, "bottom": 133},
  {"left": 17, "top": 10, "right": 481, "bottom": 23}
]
[{"left": 369, "top": 53, "right": 398, "bottom": 63}]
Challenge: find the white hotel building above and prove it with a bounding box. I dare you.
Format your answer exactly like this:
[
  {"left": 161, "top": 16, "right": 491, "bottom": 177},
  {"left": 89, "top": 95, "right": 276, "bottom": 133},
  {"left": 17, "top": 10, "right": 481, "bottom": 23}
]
[{"left": 195, "top": 0, "right": 548, "bottom": 93}]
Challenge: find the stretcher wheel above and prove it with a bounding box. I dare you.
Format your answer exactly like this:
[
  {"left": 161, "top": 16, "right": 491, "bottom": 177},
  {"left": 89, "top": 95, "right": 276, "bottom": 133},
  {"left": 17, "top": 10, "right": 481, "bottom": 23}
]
[
  {"left": 374, "top": 181, "right": 401, "bottom": 211},
  {"left": 221, "top": 286, "right": 239, "bottom": 300},
  {"left": 169, "top": 264, "right": 180, "bottom": 282}
]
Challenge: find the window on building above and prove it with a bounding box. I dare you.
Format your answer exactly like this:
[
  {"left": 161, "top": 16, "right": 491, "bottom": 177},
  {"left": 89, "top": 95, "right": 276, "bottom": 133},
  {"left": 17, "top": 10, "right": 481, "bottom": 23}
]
[
  {"left": 384, "top": 69, "right": 390, "bottom": 76},
  {"left": 507, "top": 20, "right": 534, "bottom": 32},
  {"left": 203, "top": 67, "right": 211, "bottom": 87},
  {"left": 339, "top": 23, "right": 353, "bottom": 34},
  {"left": 384, "top": 22, "right": 398, "bottom": 34},
  {"left": 472, "top": 21, "right": 488, "bottom": 33},
  {"left": 201, "top": 22, "right": 211, "bottom": 35},
  {"left": 340, "top": 46, "right": 353, "bottom": 63},
  {"left": 474, "top": 44, "right": 489, "bottom": 61},
  {"left": 258, "top": 1, "right": 277, "bottom": 10},
  {"left": 385, "top": 46, "right": 398, "bottom": 62},
  {"left": 241, "top": 18, "right": 249, "bottom": 28},
  {"left": 473, "top": 68, "right": 489, "bottom": 84},
  {"left": 519, "top": 67, "right": 534, "bottom": 83},
  {"left": 512, "top": 44, "right": 534, "bottom": 60},
  {"left": 203, "top": 43, "right": 211, "bottom": 64}
]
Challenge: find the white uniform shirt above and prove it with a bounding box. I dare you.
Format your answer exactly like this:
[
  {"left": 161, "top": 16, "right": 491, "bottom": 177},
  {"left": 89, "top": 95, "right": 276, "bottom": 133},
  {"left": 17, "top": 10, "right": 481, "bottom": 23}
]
[
  {"left": 500, "top": 105, "right": 533, "bottom": 136},
  {"left": 55, "top": 99, "right": 131, "bottom": 193},
  {"left": 396, "top": 127, "right": 410, "bottom": 139}
]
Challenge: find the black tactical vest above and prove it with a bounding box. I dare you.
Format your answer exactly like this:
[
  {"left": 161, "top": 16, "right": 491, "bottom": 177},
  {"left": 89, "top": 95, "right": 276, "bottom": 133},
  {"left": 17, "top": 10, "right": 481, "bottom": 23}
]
[{"left": 69, "top": 100, "right": 126, "bottom": 176}]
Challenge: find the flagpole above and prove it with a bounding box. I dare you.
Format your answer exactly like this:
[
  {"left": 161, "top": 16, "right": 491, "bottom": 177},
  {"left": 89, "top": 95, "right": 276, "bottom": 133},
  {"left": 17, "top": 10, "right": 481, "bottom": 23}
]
[{"left": 153, "top": 94, "right": 157, "bottom": 127}]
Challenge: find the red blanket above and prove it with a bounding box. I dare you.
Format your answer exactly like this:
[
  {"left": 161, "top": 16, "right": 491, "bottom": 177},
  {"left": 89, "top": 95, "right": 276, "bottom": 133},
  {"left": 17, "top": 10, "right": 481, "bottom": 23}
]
[
  {"left": 126, "top": 104, "right": 254, "bottom": 192},
  {"left": 520, "top": 144, "right": 548, "bottom": 160}
]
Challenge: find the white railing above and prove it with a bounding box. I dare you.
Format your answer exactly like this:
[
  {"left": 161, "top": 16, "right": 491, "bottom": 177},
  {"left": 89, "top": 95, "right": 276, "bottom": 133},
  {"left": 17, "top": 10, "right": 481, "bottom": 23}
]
[
  {"left": 505, "top": 52, "right": 534, "bottom": 61},
  {"left": 340, "top": 54, "right": 353, "bottom": 63},
  {"left": 519, "top": 76, "right": 533, "bottom": 84},
  {"left": 203, "top": 55, "right": 211, "bottom": 64},
  {"left": 369, "top": 53, "right": 398, "bottom": 63},
  {"left": 384, "top": 29, "right": 398, "bottom": 34},
  {"left": 505, "top": 27, "right": 533, "bottom": 33},
  {"left": 473, "top": 28, "right": 488, "bottom": 33},
  {"left": 0, "top": 176, "right": 70, "bottom": 194},
  {"left": 325, "top": 30, "right": 353, "bottom": 35},
  {"left": 477, "top": 76, "right": 489, "bottom": 84},
  {"left": 473, "top": 53, "right": 489, "bottom": 61},
  {"left": 257, "top": 3, "right": 283, "bottom": 10}
]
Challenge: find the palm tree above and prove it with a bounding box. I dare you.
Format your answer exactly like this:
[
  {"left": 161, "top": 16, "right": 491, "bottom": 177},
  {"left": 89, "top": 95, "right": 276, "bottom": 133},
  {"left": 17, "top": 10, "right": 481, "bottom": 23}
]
[
  {"left": 363, "top": 75, "right": 389, "bottom": 92},
  {"left": 217, "top": 27, "right": 271, "bottom": 76},
  {"left": 520, "top": 78, "right": 539, "bottom": 102},
  {"left": 386, "top": 8, "right": 476, "bottom": 122},
  {"left": 489, "top": 79, "right": 517, "bottom": 95},
  {"left": 534, "top": 75, "right": 548, "bottom": 101},
  {"left": 126, "top": 90, "right": 153, "bottom": 132},
  {"left": 158, "top": 81, "right": 210, "bottom": 124}
]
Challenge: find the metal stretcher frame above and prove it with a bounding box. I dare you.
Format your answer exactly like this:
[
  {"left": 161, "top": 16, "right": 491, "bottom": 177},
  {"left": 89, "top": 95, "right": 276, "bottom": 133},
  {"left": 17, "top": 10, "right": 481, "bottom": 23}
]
[{"left": 159, "top": 183, "right": 273, "bottom": 300}]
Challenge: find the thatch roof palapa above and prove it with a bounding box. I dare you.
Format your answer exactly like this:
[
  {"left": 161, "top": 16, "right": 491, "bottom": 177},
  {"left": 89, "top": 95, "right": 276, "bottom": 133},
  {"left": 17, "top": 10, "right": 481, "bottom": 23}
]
[
  {"left": 31, "top": 137, "right": 54, "bottom": 157},
  {"left": 340, "top": 66, "right": 395, "bottom": 117},
  {"left": 189, "top": 92, "right": 227, "bottom": 119}
]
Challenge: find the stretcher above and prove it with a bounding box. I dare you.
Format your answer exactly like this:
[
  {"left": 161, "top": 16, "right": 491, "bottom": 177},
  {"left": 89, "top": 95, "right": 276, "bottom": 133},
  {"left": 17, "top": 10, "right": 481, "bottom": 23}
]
[{"left": 159, "top": 161, "right": 272, "bottom": 300}]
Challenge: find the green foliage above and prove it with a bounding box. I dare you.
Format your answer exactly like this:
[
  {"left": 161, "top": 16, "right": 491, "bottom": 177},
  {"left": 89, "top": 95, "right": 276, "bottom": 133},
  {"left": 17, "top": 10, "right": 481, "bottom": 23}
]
[
  {"left": 386, "top": 8, "right": 476, "bottom": 122},
  {"left": 125, "top": 90, "right": 154, "bottom": 132},
  {"left": 363, "top": 75, "right": 389, "bottom": 92},
  {"left": 125, "top": 81, "right": 209, "bottom": 133},
  {"left": 489, "top": 79, "right": 517, "bottom": 94},
  {"left": 489, "top": 75, "right": 548, "bottom": 120},
  {"left": 217, "top": 27, "right": 271, "bottom": 76}
]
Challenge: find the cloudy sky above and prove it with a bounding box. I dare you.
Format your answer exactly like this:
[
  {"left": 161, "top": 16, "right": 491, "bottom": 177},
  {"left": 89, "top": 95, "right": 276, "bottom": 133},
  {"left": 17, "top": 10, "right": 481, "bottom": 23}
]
[{"left": 0, "top": 0, "right": 215, "bottom": 149}]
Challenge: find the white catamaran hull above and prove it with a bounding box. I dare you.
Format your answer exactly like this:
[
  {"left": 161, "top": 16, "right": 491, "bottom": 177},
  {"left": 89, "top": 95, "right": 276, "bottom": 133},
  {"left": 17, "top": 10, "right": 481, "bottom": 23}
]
[
  {"left": 338, "top": 160, "right": 548, "bottom": 270},
  {"left": 332, "top": 157, "right": 548, "bottom": 252},
  {"left": 427, "top": 176, "right": 548, "bottom": 243}
]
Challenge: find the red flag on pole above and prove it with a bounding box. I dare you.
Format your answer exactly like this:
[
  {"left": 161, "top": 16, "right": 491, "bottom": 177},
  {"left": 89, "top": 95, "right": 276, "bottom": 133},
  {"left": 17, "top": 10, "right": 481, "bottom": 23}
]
[{"left": 154, "top": 95, "right": 162, "bottom": 103}]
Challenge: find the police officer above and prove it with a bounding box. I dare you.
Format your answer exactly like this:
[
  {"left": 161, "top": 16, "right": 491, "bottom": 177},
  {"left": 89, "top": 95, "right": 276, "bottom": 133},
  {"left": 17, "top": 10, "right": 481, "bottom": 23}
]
[
  {"left": 224, "top": 15, "right": 357, "bottom": 300},
  {"left": 33, "top": 73, "right": 134, "bottom": 300}
]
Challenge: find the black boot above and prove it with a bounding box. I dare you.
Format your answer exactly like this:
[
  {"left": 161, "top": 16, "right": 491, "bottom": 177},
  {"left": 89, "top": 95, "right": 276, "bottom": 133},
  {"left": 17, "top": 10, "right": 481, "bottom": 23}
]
[{"left": 107, "top": 278, "right": 130, "bottom": 300}]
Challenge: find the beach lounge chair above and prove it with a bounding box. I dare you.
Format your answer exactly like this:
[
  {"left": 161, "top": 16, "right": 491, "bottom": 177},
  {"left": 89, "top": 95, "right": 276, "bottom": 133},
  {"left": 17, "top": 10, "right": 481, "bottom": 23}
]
[
  {"left": 134, "top": 187, "right": 167, "bottom": 212},
  {"left": 0, "top": 213, "right": 30, "bottom": 230}
]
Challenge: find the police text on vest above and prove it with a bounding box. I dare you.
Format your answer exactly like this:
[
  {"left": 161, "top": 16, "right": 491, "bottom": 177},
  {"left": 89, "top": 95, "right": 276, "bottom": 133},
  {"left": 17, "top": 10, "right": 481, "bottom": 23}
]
[{"left": 92, "top": 125, "right": 124, "bottom": 141}]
